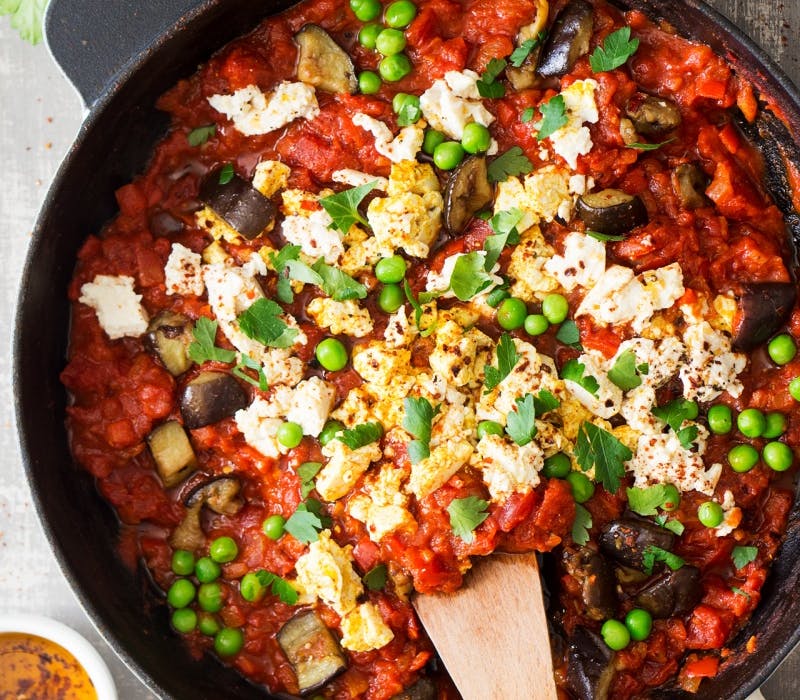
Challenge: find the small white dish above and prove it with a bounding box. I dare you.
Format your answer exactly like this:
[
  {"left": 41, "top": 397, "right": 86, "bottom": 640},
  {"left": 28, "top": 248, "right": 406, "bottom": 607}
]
[{"left": 0, "top": 613, "right": 117, "bottom": 699}]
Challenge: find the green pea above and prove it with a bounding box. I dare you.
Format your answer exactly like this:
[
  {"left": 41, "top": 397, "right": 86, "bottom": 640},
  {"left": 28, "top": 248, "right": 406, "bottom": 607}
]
[
  {"left": 476, "top": 420, "right": 504, "bottom": 440},
  {"left": 167, "top": 579, "right": 196, "bottom": 609},
  {"left": 601, "top": 619, "right": 630, "bottom": 651},
  {"left": 375, "top": 255, "right": 407, "bottom": 284},
  {"left": 277, "top": 421, "right": 304, "bottom": 448},
  {"left": 379, "top": 53, "right": 412, "bottom": 82},
  {"left": 461, "top": 122, "right": 491, "bottom": 154},
  {"left": 763, "top": 441, "right": 794, "bottom": 472},
  {"left": 378, "top": 283, "right": 404, "bottom": 313},
  {"left": 358, "top": 71, "right": 382, "bottom": 95},
  {"left": 768, "top": 333, "right": 797, "bottom": 365},
  {"left": 195, "top": 556, "right": 221, "bottom": 583},
  {"left": 541, "top": 294, "right": 569, "bottom": 325},
  {"left": 497, "top": 297, "right": 527, "bottom": 330},
  {"left": 661, "top": 484, "right": 680, "bottom": 512},
  {"left": 728, "top": 444, "right": 759, "bottom": 473},
  {"left": 198, "top": 613, "right": 221, "bottom": 636},
  {"left": 358, "top": 23, "right": 382, "bottom": 49},
  {"left": 624, "top": 608, "right": 652, "bottom": 642},
  {"left": 707, "top": 404, "right": 733, "bottom": 435},
  {"left": 319, "top": 419, "right": 345, "bottom": 446},
  {"left": 485, "top": 287, "right": 510, "bottom": 308},
  {"left": 566, "top": 472, "right": 595, "bottom": 504},
  {"left": 316, "top": 338, "right": 349, "bottom": 371},
  {"left": 422, "top": 129, "right": 446, "bottom": 156},
  {"left": 262, "top": 514, "right": 286, "bottom": 540},
  {"left": 697, "top": 501, "right": 724, "bottom": 528},
  {"left": 350, "top": 0, "right": 382, "bottom": 21},
  {"left": 384, "top": 0, "right": 417, "bottom": 27},
  {"left": 524, "top": 314, "right": 549, "bottom": 336},
  {"left": 198, "top": 582, "right": 224, "bottom": 613},
  {"left": 432, "top": 141, "right": 465, "bottom": 170},
  {"left": 209, "top": 536, "right": 238, "bottom": 564},
  {"left": 542, "top": 452, "right": 571, "bottom": 479},
  {"left": 683, "top": 400, "right": 699, "bottom": 421},
  {"left": 791, "top": 376, "right": 800, "bottom": 402},
  {"left": 240, "top": 572, "right": 266, "bottom": 603},
  {"left": 376, "top": 28, "right": 407, "bottom": 56},
  {"left": 763, "top": 412, "right": 788, "bottom": 439},
  {"left": 737, "top": 408, "right": 766, "bottom": 438},
  {"left": 392, "top": 92, "right": 416, "bottom": 114},
  {"left": 171, "top": 608, "right": 197, "bottom": 634},
  {"left": 171, "top": 549, "right": 195, "bottom": 576},
  {"left": 214, "top": 627, "right": 244, "bottom": 657}
]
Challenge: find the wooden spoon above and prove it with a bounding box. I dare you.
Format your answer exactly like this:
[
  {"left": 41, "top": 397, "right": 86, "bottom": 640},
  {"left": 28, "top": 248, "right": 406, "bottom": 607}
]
[{"left": 413, "top": 552, "right": 557, "bottom": 700}]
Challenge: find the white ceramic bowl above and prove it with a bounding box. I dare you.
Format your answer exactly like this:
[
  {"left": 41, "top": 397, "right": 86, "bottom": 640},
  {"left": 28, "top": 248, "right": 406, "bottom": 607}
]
[{"left": 0, "top": 613, "right": 117, "bottom": 700}]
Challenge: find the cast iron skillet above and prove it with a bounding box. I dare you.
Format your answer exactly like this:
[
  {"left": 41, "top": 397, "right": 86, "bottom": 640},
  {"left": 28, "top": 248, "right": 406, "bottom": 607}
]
[{"left": 14, "top": 0, "right": 800, "bottom": 698}]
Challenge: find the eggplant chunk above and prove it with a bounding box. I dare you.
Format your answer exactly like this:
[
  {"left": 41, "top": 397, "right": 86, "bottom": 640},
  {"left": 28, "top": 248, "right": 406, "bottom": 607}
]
[
  {"left": 673, "top": 163, "right": 709, "bottom": 210},
  {"left": 147, "top": 420, "right": 198, "bottom": 487},
  {"left": 625, "top": 93, "right": 682, "bottom": 137},
  {"left": 599, "top": 518, "right": 675, "bottom": 570},
  {"left": 567, "top": 626, "right": 615, "bottom": 700},
  {"left": 169, "top": 502, "right": 205, "bottom": 551},
  {"left": 732, "top": 282, "right": 797, "bottom": 351},
  {"left": 537, "top": 0, "right": 593, "bottom": 78},
  {"left": 564, "top": 548, "right": 617, "bottom": 621},
  {"left": 576, "top": 189, "right": 648, "bottom": 236},
  {"left": 635, "top": 565, "right": 702, "bottom": 619},
  {"left": 185, "top": 476, "right": 243, "bottom": 515},
  {"left": 180, "top": 372, "right": 249, "bottom": 430},
  {"left": 199, "top": 171, "right": 276, "bottom": 239},
  {"left": 390, "top": 678, "right": 436, "bottom": 700},
  {"left": 506, "top": 44, "right": 544, "bottom": 91},
  {"left": 146, "top": 311, "right": 194, "bottom": 376},
  {"left": 278, "top": 611, "right": 347, "bottom": 694},
  {"left": 444, "top": 156, "right": 493, "bottom": 235},
  {"left": 295, "top": 24, "right": 357, "bottom": 95}
]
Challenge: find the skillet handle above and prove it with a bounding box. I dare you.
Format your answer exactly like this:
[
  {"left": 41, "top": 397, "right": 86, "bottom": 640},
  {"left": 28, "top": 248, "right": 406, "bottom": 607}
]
[{"left": 44, "top": 0, "right": 202, "bottom": 108}]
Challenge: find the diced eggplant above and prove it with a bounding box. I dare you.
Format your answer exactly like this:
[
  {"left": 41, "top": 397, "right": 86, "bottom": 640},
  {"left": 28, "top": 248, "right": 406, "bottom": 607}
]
[
  {"left": 185, "top": 476, "right": 244, "bottom": 515},
  {"left": 536, "top": 0, "right": 593, "bottom": 78},
  {"left": 199, "top": 171, "right": 276, "bottom": 240},
  {"left": 564, "top": 548, "right": 616, "bottom": 621},
  {"left": 672, "top": 163, "right": 710, "bottom": 210},
  {"left": 169, "top": 502, "right": 205, "bottom": 551},
  {"left": 567, "top": 626, "right": 615, "bottom": 700},
  {"left": 634, "top": 565, "right": 702, "bottom": 619},
  {"left": 506, "top": 44, "right": 544, "bottom": 91},
  {"left": 599, "top": 518, "right": 675, "bottom": 570},
  {"left": 146, "top": 311, "right": 194, "bottom": 376},
  {"left": 625, "top": 93, "right": 682, "bottom": 137},
  {"left": 147, "top": 420, "right": 198, "bottom": 487},
  {"left": 278, "top": 611, "right": 347, "bottom": 694},
  {"left": 180, "top": 372, "right": 249, "bottom": 430},
  {"left": 443, "top": 156, "right": 493, "bottom": 235},
  {"left": 575, "top": 189, "right": 648, "bottom": 236},
  {"left": 295, "top": 24, "right": 357, "bottom": 95},
  {"left": 732, "top": 282, "right": 797, "bottom": 351},
  {"left": 614, "top": 564, "right": 650, "bottom": 587},
  {"left": 390, "top": 678, "right": 436, "bottom": 700}
]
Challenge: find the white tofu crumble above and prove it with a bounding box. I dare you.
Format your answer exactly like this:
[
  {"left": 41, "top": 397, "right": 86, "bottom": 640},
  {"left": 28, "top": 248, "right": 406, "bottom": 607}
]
[
  {"left": 281, "top": 209, "right": 345, "bottom": 264},
  {"left": 79, "top": 275, "right": 149, "bottom": 340},
  {"left": 285, "top": 377, "right": 336, "bottom": 438},
  {"left": 679, "top": 322, "right": 746, "bottom": 402},
  {"left": 546, "top": 79, "right": 599, "bottom": 169},
  {"left": 564, "top": 352, "right": 623, "bottom": 420},
  {"left": 340, "top": 602, "right": 395, "bottom": 651},
  {"left": 352, "top": 112, "right": 424, "bottom": 163},
  {"left": 419, "top": 70, "right": 495, "bottom": 141},
  {"left": 164, "top": 243, "right": 204, "bottom": 296},
  {"left": 307, "top": 298, "right": 374, "bottom": 338},
  {"left": 252, "top": 160, "right": 291, "bottom": 198},
  {"left": 332, "top": 169, "right": 389, "bottom": 191},
  {"left": 477, "top": 433, "right": 543, "bottom": 502},
  {"left": 316, "top": 439, "right": 383, "bottom": 502},
  {"left": 544, "top": 231, "right": 606, "bottom": 291}
]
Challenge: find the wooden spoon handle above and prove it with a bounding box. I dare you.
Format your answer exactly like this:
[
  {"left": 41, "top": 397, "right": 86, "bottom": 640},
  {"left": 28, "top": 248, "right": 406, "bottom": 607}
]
[{"left": 413, "top": 552, "right": 558, "bottom": 700}]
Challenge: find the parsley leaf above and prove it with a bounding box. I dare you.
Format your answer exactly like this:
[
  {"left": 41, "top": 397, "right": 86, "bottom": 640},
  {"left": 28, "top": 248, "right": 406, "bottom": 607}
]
[
  {"left": 1, "top": 0, "right": 46, "bottom": 44},
  {"left": 319, "top": 181, "right": 378, "bottom": 233},
  {"left": 561, "top": 359, "right": 600, "bottom": 397},
  {"left": 487, "top": 146, "right": 534, "bottom": 183},
  {"left": 655, "top": 514, "right": 685, "bottom": 536},
  {"left": 188, "top": 317, "right": 237, "bottom": 364},
  {"left": 477, "top": 58, "right": 507, "bottom": 98},
  {"left": 187, "top": 125, "right": 216, "bottom": 147},
  {"left": 536, "top": 95, "right": 568, "bottom": 140},
  {"left": 677, "top": 425, "right": 699, "bottom": 449},
  {"left": 572, "top": 503, "right": 593, "bottom": 546},
  {"left": 218, "top": 163, "right": 235, "bottom": 185},
  {"left": 589, "top": 26, "right": 640, "bottom": 72},
  {"left": 627, "top": 138, "right": 676, "bottom": 151},
  {"left": 533, "top": 390, "right": 560, "bottom": 416},
  {"left": 506, "top": 394, "right": 537, "bottom": 446},
  {"left": 732, "top": 546, "right": 758, "bottom": 570},
  {"left": 556, "top": 319, "right": 582, "bottom": 349},
  {"left": 509, "top": 32, "right": 546, "bottom": 67},
  {"left": 297, "top": 461, "right": 323, "bottom": 499},
  {"left": 642, "top": 545, "right": 684, "bottom": 575},
  {"left": 483, "top": 208, "right": 523, "bottom": 270},
  {"left": 448, "top": 496, "right": 489, "bottom": 544},
  {"left": 285, "top": 503, "right": 324, "bottom": 543},
  {"left": 521, "top": 107, "right": 535, "bottom": 123},
  {"left": 450, "top": 252, "right": 495, "bottom": 301},
  {"left": 269, "top": 244, "right": 303, "bottom": 303},
  {"left": 363, "top": 564, "right": 388, "bottom": 591},
  {"left": 575, "top": 422, "right": 632, "bottom": 494},
  {"left": 312, "top": 259, "right": 367, "bottom": 301},
  {"left": 232, "top": 353, "right": 268, "bottom": 391},
  {"left": 586, "top": 230, "right": 626, "bottom": 242},
  {"left": 403, "top": 397, "right": 441, "bottom": 464},
  {"left": 484, "top": 333, "right": 520, "bottom": 393},
  {"left": 254, "top": 570, "right": 299, "bottom": 605},
  {"left": 238, "top": 298, "right": 299, "bottom": 348},
  {"left": 627, "top": 484, "right": 669, "bottom": 516},
  {"left": 336, "top": 422, "right": 384, "bottom": 450},
  {"left": 608, "top": 349, "right": 643, "bottom": 391},
  {"left": 651, "top": 398, "right": 695, "bottom": 433},
  {"left": 403, "top": 280, "right": 438, "bottom": 336}
]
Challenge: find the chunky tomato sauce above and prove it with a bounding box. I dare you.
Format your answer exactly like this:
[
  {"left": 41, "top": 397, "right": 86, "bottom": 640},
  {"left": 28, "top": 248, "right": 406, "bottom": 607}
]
[{"left": 61, "top": 0, "right": 799, "bottom": 698}]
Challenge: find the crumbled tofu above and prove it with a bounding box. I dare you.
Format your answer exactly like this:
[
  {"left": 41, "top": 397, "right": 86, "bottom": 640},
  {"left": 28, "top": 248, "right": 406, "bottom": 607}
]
[
  {"left": 564, "top": 352, "right": 623, "bottom": 420},
  {"left": 164, "top": 243, "right": 204, "bottom": 297},
  {"left": 679, "top": 322, "right": 746, "bottom": 402},
  {"left": 281, "top": 209, "right": 345, "bottom": 264},
  {"left": 544, "top": 231, "right": 606, "bottom": 292},
  {"left": 235, "top": 397, "right": 284, "bottom": 459},
  {"left": 207, "top": 82, "right": 319, "bottom": 136},
  {"left": 293, "top": 530, "right": 363, "bottom": 616},
  {"left": 332, "top": 169, "right": 389, "bottom": 191},
  {"left": 307, "top": 298, "right": 374, "bottom": 338},
  {"left": 615, "top": 336, "right": 685, "bottom": 390},
  {"left": 384, "top": 306, "right": 418, "bottom": 348},
  {"left": 340, "top": 602, "right": 395, "bottom": 651},
  {"left": 714, "top": 490, "right": 742, "bottom": 537},
  {"left": 407, "top": 439, "right": 474, "bottom": 499},
  {"left": 620, "top": 385, "right": 661, "bottom": 435},
  {"left": 477, "top": 433, "right": 543, "bottom": 502},
  {"left": 353, "top": 343, "right": 413, "bottom": 386},
  {"left": 711, "top": 293, "right": 737, "bottom": 333},
  {"left": 352, "top": 112, "right": 424, "bottom": 163},
  {"left": 252, "top": 160, "right": 291, "bottom": 197},
  {"left": 348, "top": 465, "right": 416, "bottom": 542},
  {"left": 286, "top": 377, "right": 336, "bottom": 437},
  {"left": 419, "top": 70, "right": 495, "bottom": 140},
  {"left": 202, "top": 240, "right": 231, "bottom": 265},
  {"left": 493, "top": 166, "right": 574, "bottom": 233},
  {"left": 195, "top": 205, "right": 242, "bottom": 243},
  {"left": 429, "top": 320, "right": 492, "bottom": 387},
  {"left": 546, "top": 79, "right": 599, "bottom": 169},
  {"left": 316, "top": 440, "right": 383, "bottom": 501},
  {"left": 78, "top": 275, "right": 149, "bottom": 340},
  {"left": 506, "top": 225, "right": 560, "bottom": 303}
]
